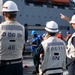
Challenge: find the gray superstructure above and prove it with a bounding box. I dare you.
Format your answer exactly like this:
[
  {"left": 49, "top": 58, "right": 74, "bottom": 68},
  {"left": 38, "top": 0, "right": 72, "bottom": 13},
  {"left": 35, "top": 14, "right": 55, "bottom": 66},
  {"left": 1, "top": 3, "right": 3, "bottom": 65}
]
[{"left": 0, "top": 0, "right": 75, "bottom": 37}]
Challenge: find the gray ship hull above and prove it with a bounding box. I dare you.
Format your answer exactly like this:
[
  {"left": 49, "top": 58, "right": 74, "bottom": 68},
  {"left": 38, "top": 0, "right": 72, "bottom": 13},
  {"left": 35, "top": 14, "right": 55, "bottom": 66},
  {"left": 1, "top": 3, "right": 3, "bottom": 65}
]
[{"left": 1, "top": 0, "right": 75, "bottom": 37}]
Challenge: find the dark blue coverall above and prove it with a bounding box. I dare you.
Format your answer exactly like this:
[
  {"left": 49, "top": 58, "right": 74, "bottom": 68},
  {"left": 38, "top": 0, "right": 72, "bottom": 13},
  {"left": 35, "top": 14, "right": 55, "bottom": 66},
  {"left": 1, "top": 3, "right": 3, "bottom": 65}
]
[{"left": 31, "top": 37, "right": 41, "bottom": 73}]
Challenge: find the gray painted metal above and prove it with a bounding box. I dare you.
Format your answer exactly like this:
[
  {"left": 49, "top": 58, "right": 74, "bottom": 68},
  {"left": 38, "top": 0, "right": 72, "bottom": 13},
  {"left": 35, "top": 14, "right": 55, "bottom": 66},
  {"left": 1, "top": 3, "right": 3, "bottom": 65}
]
[{"left": 1, "top": 0, "right": 75, "bottom": 37}]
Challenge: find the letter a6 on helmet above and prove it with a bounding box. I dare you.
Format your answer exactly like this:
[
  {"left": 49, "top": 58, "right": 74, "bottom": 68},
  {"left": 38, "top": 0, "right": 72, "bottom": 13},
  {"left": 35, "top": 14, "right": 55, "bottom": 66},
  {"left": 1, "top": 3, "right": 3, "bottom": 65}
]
[
  {"left": 2, "top": 1, "right": 19, "bottom": 12},
  {"left": 45, "top": 21, "right": 59, "bottom": 33}
]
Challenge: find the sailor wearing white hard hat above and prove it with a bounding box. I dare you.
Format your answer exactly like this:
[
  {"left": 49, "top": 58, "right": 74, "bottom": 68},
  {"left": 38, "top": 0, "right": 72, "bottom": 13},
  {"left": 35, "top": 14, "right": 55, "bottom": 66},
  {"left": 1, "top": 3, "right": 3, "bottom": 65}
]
[
  {"left": 66, "top": 15, "right": 75, "bottom": 75},
  {"left": 60, "top": 14, "right": 75, "bottom": 75},
  {"left": 36, "top": 21, "right": 66, "bottom": 75},
  {"left": 0, "top": 1, "right": 25, "bottom": 75}
]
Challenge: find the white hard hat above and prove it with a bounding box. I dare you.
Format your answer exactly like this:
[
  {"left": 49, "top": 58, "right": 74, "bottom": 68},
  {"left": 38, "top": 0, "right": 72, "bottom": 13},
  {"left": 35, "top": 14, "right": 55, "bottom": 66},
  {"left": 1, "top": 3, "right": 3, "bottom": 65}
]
[
  {"left": 2, "top": 1, "right": 19, "bottom": 12},
  {"left": 45, "top": 21, "right": 59, "bottom": 33},
  {"left": 70, "top": 15, "right": 75, "bottom": 24}
]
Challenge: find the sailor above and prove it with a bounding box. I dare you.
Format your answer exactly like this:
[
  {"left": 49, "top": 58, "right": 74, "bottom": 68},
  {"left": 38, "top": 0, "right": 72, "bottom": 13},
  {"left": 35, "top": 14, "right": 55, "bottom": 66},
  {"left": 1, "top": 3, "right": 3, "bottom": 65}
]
[
  {"left": 30, "top": 30, "right": 41, "bottom": 74},
  {"left": 56, "top": 31, "right": 63, "bottom": 40},
  {"left": 60, "top": 14, "right": 75, "bottom": 75},
  {"left": 0, "top": 1, "right": 25, "bottom": 75},
  {"left": 30, "top": 30, "right": 39, "bottom": 55},
  {"left": 36, "top": 21, "right": 66, "bottom": 75},
  {"left": 64, "top": 31, "right": 71, "bottom": 42}
]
